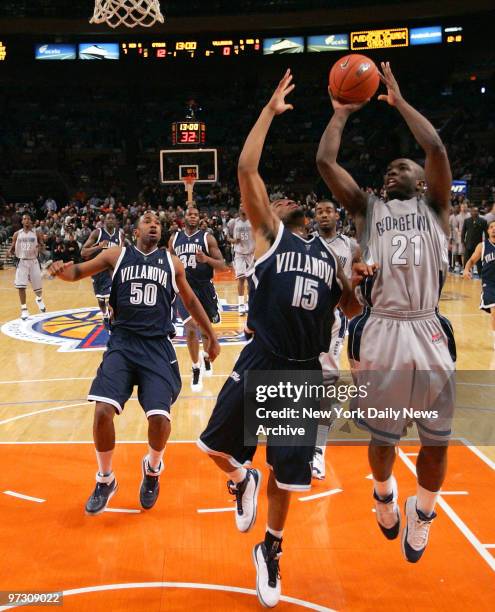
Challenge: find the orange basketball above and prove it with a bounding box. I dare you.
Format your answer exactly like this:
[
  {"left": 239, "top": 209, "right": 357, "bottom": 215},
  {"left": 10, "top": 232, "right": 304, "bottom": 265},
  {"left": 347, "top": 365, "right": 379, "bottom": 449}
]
[{"left": 329, "top": 54, "right": 380, "bottom": 103}]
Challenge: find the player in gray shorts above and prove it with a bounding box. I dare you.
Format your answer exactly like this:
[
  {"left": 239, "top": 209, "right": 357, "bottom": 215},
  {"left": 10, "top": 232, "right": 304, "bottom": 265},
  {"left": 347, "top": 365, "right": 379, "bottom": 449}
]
[
  {"left": 317, "top": 61, "right": 455, "bottom": 564},
  {"left": 8, "top": 213, "right": 47, "bottom": 320},
  {"left": 230, "top": 205, "right": 255, "bottom": 315}
]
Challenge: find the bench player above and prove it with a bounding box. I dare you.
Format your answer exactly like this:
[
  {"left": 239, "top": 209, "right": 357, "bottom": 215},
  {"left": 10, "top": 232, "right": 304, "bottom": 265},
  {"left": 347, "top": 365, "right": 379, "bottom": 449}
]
[
  {"left": 230, "top": 204, "right": 255, "bottom": 315},
  {"left": 170, "top": 206, "right": 226, "bottom": 391},
  {"left": 81, "top": 212, "right": 124, "bottom": 328},
  {"left": 9, "top": 212, "right": 46, "bottom": 320},
  {"left": 464, "top": 219, "right": 495, "bottom": 348},
  {"left": 198, "top": 70, "right": 363, "bottom": 607},
  {"left": 49, "top": 211, "right": 220, "bottom": 515},
  {"left": 313, "top": 200, "right": 361, "bottom": 479},
  {"left": 317, "top": 61, "right": 456, "bottom": 563}
]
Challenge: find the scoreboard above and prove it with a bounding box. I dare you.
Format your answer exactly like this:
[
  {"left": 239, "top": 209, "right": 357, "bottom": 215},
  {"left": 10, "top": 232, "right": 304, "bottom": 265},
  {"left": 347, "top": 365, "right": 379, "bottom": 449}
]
[
  {"left": 172, "top": 122, "right": 206, "bottom": 145},
  {"left": 121, "top": 38, "right": 260, "bottom": 59}
]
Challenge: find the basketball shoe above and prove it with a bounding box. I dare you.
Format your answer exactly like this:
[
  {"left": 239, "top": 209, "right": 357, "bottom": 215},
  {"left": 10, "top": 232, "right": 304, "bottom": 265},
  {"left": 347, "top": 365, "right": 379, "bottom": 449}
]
[
  {"left": 202, "top": 351, "right": 213, "bottom": 377},
  {"left": 253, "top": 538, "right": 282, "bottom": 608},
  {"left": 312, "top": 446, "right": 326, "bottom": 480},
  {"left": 20, "top": 306, "right": 29, "bottom": 320},
  {"left": 35, "top": 297, "right": 46, "bottom": 313},
  {"left": 191, "top": 366, "right": 203, "bottom": 392},
  {"left": 139, "top": 456, "right": 162, "bottom": 509},
  {"left": 401, "top": 495, "right": 436, "bottom": 562},
  {"left": 373, "top": 475, "right": 401, "bottom": 539},
  {"left": 85, "top": 473, "right": 118, "bottom": 515},
  {"left": 227, "top": 468, "right": 261, "bottom": 532}
]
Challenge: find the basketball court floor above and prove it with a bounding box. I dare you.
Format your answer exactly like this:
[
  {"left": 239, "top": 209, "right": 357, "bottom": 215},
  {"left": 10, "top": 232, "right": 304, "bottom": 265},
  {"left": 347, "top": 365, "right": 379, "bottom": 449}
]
[{"left": 0, "top": 268, "right": 494, "bottom": 611}]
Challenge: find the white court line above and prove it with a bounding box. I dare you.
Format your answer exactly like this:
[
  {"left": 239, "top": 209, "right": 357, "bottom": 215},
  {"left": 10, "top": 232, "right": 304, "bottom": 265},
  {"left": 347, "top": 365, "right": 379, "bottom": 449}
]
[
  {"left": 460, "top": 438, "right": 495, "bottom": 471},
  {"left": 3, "top": 490, "right": 45, "bottom": 503},
  {"left": 299, "top": 488, "right": 343, "bottom": 502},
  {"left": 197, "top": 507, "right": 235, "bottom": 514},
  {"left": 105, "top": 508, "right": 141, "bottom": 514},
  {"left": 484, "top": 544, "right": 495, "bottom": 549},
  {"left": 0, "top": 403, "right": 87, "bottom": 427},
  {"left": 0, "top": 374, "right": 228, "bottom": 385},
  {"left": 0, "top": 581, "right": 335, "bottom": 612},
  {"left": 439, "top": 491, "right": 469, "bottom": 496},
  {"left": 403, "top": 452, "right": 418, "bottom": 456},
  {"left": 365, "top": 474, "right": 373, "bottom": 480},
  {"left": 397, "top": 449, "right": 495, "bottom": 572}
]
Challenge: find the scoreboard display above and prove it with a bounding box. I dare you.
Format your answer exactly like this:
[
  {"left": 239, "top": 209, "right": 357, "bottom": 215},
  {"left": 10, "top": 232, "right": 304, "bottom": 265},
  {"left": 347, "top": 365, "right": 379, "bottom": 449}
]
[
  {"left": 351, "top": 27, "right": 408, "bottom": 50},
  {"left": 121, "top": 38, "right": 260, "bottom": 59},
  {"left": 0, "top": 41, "right": 6, "bottom": 61},
  {"left": 203, "top": 38, "right": 261, "bottom": 57},
  {"left": 172, "top": 122, "right": 206, "bottom": 145}
]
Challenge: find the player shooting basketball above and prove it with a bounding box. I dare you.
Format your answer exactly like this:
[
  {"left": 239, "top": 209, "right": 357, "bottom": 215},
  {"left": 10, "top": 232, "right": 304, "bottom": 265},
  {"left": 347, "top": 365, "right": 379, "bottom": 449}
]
[
  {"left": 49, "top": 211, "right": 220, "bottom": 515},
  {"left": 317, "top": 61, "right": 456, "bottom": 563}
]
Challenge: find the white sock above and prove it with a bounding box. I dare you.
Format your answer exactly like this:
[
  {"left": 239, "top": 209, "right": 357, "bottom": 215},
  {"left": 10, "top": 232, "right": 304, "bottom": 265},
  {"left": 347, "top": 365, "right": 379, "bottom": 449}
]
[
  {"left": 21, "top": 304, "right": 27, "bottom": 309},
  {"left": 192, "top": 362, "right": 201, "bottom": 370},
  {"left": 36, "top": 296, "right": 42, "bottom": 301},
  {"left": 147, "top": 445, "right": 164, "bottom": 472},
  {"left": 416, "top": 484, "right": 439, "bottom": 517},
  {"left": 316, "top": 424, "right": 330, "bottom": 448},
  {"left": 202, "top": 351, "right": 210, "bottom": 361},
  {"left": 373, "top": 475, "right": 394, "bottom": 500},
  {"left": 238, "top": 296, "right": 244, "bottom": 306},
  {"left": 267, "top": 526, "right": 283, "bottom": 539},
  {"left": 227, "top": 467, "right": 247, "bottom": 484},
  {"left": 95, "top": 449, "right": 113, "bottom": 476}
]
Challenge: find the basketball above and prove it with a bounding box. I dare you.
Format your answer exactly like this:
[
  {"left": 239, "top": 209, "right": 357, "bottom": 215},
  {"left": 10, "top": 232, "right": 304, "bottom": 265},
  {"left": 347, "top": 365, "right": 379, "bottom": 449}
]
[{"left": 329, "top": 54, "right": 380, "bottom": 103}]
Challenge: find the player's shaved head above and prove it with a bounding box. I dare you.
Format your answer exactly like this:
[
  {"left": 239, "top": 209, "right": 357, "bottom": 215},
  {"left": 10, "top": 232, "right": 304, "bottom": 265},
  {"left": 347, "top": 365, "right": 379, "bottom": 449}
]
[
  {"left": 315, "top": 200, "right": 336, "bottom": 212},
  {"left": 385, "top": 158, "right": 426, "bottom": 200},
  {"left": 185, "top": 205, "right": 200, "bottom": 231}
]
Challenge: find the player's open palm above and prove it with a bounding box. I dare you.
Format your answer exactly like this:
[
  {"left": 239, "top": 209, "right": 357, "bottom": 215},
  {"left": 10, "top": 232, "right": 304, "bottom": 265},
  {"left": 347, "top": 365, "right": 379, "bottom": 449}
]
[
  {"left": 378, "top": 61, "right": 403, "bottom": 106},
  {"left": 267, "top": 69, "right": 295, "bottom": 115}
]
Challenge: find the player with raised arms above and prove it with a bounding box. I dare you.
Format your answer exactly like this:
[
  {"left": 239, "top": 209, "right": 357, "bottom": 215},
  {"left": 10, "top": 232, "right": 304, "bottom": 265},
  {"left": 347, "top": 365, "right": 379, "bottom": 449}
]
[
  {"left": 169, "top": 206, "right": 226, "bottom": 391},
  {"left": 197, "top": 70, "right": 364, "bottom": 607},
  {"left": 49, "top": 211, "right": 220, "bottom": 515},
  {"left": 317, "top": 61, "right": 456, "bottom": 563}
]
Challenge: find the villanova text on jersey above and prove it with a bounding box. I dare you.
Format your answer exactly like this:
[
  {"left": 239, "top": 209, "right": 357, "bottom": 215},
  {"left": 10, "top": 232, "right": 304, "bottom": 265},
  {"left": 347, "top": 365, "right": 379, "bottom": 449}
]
[
  {"left": 247, "top": 223, "right": 342, "bottom": 361},
  {"left": 172, "top": 230, "right": 213, "bottom": 283},
  {"left": 110, "top": 245, "right": 177, "bottom": 338}
]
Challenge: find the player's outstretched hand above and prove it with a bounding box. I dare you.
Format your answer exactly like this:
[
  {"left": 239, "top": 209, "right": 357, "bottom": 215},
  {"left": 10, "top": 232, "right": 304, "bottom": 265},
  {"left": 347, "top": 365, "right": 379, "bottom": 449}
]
[
  {"left": 203, "top": 335, "right": 221, "bottom": 362},
  {"left": 463, "top": 268, "right": 472, "bottom": 280},
  {"left": 351, "top": 262, "right": 379, "bottom": 288},
  {"left": 48, "top": 260, "right": 73, "bottom": 279},
  {"left": 267, "top": 69, "right": 295, "bottom": 115},
  {"left": 329, "top": 91, "right": 369, "bottom": 115},
  {"left": 377, "top": 61, "right": 404, "bottom": 106}
]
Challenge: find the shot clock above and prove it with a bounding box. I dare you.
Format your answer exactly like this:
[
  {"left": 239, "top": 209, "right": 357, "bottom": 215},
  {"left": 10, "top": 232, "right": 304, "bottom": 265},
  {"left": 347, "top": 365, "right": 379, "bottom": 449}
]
[{"left": 172, "top": 122, "right": 206, "bottom": 146}]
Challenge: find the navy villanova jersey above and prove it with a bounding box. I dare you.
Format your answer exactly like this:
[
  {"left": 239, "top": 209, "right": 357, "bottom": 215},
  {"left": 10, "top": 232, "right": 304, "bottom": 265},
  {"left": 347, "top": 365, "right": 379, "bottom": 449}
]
[
  {"left": 172, "top": 230, "right": 213, "bottom": 284},
  {"left": 110, "top": 245, "right": 177, "bottom": 338},
  {"left": 92, "top": 226, "right": 123, "bottom": 279},
  {"left": 247, "top": 223, "right": 342, "bottom": 361},
  {"left": 482, "top": 238, "right": 495, "bottom": 284}
]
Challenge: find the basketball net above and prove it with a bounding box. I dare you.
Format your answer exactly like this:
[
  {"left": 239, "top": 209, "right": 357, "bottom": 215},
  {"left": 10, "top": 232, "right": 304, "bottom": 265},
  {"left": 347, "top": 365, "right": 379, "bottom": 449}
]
[
  {"left": 90, "top": 0, "right": 164, "bottom": 29},
  {"left": 182, "top": 177, "right": 196, "bottom": 206}
]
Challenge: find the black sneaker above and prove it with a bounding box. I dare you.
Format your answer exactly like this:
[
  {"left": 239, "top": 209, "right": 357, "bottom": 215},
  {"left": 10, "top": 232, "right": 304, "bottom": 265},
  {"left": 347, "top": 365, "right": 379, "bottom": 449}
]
[
  {"left": 85, "top": 476, "right": 118, "bottom": 515},
  {"left": 203, "top": 356, "right": 213, "bottom": 377},
  {"left": 253, "top": 542, "right": 281, "bottom": 608},
  {"left": 191, "top": 366, "right": 203, "bottom": 392},
  {"left": 139, "top": 457, "right": 161, "bottom": 510}
]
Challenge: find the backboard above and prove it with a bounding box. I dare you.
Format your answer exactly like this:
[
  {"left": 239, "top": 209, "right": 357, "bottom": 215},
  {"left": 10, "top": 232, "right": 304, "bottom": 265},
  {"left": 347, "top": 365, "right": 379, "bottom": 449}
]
[{"left": 160, "top": 149, "right": 218, "bottom": 185}]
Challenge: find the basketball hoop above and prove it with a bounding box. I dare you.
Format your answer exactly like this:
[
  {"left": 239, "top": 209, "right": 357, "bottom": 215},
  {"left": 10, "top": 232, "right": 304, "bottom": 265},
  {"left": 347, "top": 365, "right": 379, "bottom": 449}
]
[
  {"left": 182, "top": 176, "right": 196, "bottom": 206},
  {"left": 90, "top": 0, "right": 164, "bottom": 29}
]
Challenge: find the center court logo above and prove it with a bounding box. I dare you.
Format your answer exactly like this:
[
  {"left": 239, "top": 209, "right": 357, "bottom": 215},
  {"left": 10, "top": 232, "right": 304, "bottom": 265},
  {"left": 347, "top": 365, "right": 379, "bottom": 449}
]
[{"left": 1, "top": 303, "right": 247, "bottom": 352}]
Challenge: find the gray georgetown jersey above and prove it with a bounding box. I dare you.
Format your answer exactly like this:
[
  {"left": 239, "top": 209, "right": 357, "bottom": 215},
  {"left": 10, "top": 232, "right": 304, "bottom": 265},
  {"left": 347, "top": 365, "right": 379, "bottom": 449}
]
[
  {"left": 321, "top": 233, "right": 355, "bottom": 279},
  {"left": 15, "top": 230, "right": 39, "bottom": 259},
  {"left": 358, "top": 195, "right": 448, "bottom": 312},
  {"left": 233, "top": 218, "right": 255, "bottom": 255}
]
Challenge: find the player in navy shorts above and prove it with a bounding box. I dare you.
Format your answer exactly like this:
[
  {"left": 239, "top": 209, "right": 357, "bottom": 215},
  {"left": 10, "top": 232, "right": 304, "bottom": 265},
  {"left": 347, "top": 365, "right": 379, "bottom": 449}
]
[
  {"left": 81, "top": 212, "right": 124, "bottom": 329},
  {"left": 197, "top": 71, "right": 363, "bottom": 607},
  {"left": 464, "top": 220, "right": 495, "bottom": 348},
  {"left": 169, "top": 206, "right": 226, "bottom": 392},
  {"left": 49, "top": 211, "right": 220, "bottom": 515}
]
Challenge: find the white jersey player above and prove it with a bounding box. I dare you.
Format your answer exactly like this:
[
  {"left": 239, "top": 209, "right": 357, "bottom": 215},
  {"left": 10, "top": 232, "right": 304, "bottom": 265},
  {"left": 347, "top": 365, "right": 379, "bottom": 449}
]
[
  {"left": 230, "top": 205, "right": 255, "bottom": 315},
  {"left": 313, "top": 200, "right": 361, "bottom": 479},
  {"left": 9, "top": 213, "right": 46, "bottom": 320},
  {"left": 317, "top": 61, "right": 455, "bottom": 564}
]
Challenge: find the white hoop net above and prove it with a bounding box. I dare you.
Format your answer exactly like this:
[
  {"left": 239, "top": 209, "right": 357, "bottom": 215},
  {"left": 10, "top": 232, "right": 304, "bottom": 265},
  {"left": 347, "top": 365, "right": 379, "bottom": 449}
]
[{"left": 90, "top": 0, "right": 164, "bottom": 29}]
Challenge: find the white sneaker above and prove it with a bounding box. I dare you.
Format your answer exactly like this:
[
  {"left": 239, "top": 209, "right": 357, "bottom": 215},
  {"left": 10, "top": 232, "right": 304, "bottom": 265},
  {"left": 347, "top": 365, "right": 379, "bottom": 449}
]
[
  {"left": 191, "top": 367, "right": 203, "bottom": 392},
  {"left": 35, "top": 297, "right": 46, "bottom": 313},
  {"left": 401, "top": 495, "right": 436, "bottom": 563},
  {"left": 253, "top": 542, "right": 281, "bottom": 608},
  {"left": 312, "top": 447, "right": 326, "bottom": 480},
  {"left": 373, "top": 475, "right": 401, "bottom": 540},
  {"left": 20, "top": 307, "right": 29, "bottom": 320},
  {"left": 238, "top": 303, "right": 245, "bottom": 316},
  {"left": 227, "top": 468, "right": 262, "bottom": 532}
]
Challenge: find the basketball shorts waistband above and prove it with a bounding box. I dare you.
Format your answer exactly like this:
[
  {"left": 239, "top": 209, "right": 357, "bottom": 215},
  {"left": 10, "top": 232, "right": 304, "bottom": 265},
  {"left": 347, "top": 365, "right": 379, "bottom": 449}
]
[{"left": 370, "top": 307, "right": 436, "bottom": 321}]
